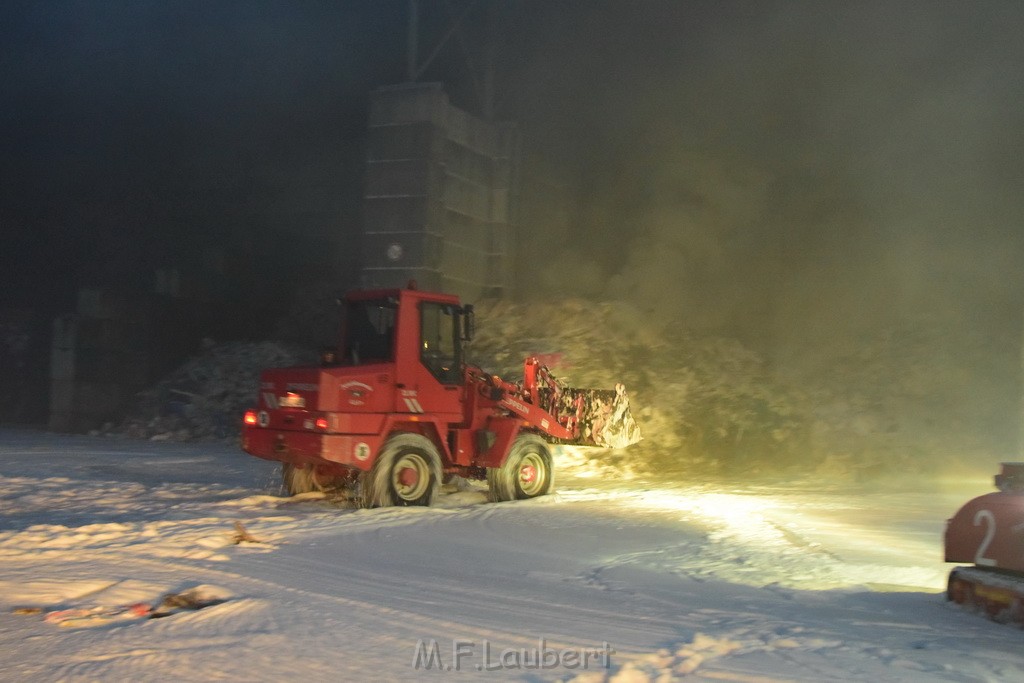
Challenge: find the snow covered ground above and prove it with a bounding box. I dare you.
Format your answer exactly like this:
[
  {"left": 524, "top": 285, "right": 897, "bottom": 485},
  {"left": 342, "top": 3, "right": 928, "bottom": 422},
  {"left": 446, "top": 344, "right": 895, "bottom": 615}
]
[{"left": 0, "top": 428, "right": 1020, "bottom": 682}]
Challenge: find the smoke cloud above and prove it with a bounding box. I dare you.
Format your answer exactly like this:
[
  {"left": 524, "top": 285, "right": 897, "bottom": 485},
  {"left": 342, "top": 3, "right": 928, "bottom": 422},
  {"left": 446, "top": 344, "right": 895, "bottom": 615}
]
[{"left": 510, "top": 1, "right": 1024, "bottom": 468}]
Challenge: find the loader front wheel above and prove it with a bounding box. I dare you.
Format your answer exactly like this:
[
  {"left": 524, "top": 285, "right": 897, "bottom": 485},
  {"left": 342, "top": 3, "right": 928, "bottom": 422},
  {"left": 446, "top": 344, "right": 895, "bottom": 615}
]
[
  {"left": 361, "top": 433, "right": 442, "bottom": 508},
  {"left": 488, "top": 434, "right": 554, "bottom": 502}
]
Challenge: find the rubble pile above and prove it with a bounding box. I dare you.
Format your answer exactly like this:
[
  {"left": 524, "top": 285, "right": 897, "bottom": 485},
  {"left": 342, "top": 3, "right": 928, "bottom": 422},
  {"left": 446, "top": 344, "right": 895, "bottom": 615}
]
[
  {"left": 100, "top": 341, "right": 315, "bottom": 442},
  {"left": 467, "top": 298, "right": 1009, "bottom": 481},
  {"left": 467, "top": 298, "right": 805, "bottom": 478}
]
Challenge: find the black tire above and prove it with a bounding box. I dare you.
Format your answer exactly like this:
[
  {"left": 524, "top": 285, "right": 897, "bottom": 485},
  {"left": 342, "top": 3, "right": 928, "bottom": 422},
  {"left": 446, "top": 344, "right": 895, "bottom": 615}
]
[
  {"left": 360, "top": 433, "right": 442, "bottom": 508},
  {"left": 488, "top": 433, "right": 554, "bottom": 502},
  {"left": 281, "top": 463, "right": 343, "bottom": 496}
]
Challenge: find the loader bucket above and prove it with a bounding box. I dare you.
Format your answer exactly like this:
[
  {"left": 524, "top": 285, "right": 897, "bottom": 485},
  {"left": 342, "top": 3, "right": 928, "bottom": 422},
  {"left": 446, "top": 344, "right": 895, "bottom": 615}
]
[{"left": 542, "top": 383, "right": 642, "bottom": 449}]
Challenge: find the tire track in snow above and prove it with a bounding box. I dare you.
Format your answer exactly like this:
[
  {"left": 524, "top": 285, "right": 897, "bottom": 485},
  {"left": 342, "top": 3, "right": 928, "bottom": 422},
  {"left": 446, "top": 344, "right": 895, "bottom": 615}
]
[
  {"left": 13, "top": 497, "right": 686, "bottom": 681},
  {"left": 244, "top": 550, "right": 686, "bottom": 653},
  {"left": 57, "top": 549, "right": 650, "bottom": 670}
]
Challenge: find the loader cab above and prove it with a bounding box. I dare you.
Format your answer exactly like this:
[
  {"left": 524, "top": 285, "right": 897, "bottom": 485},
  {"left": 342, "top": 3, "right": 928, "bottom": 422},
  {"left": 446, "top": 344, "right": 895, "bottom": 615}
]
[
  {"left": 340, "top": 287, "right": 469, "bottom": 419},
  {"left": 340, "top": 292, "right": 469, "bottom": 374}
]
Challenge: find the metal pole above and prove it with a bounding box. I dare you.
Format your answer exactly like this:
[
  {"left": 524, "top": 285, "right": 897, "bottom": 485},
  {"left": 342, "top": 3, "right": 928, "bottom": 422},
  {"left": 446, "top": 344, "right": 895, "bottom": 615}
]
[
  {"left": 482, "top": 1, "right": 496, "bottom": 120},
  {"left": 407, "top": 0, "right": 418, "bottom": 81}
]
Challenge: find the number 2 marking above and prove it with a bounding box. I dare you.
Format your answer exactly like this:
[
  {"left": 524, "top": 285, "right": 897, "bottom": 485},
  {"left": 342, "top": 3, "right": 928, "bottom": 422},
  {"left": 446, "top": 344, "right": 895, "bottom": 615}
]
[{"left": 973, "top": 509, "right": 997, "bottom": 567}]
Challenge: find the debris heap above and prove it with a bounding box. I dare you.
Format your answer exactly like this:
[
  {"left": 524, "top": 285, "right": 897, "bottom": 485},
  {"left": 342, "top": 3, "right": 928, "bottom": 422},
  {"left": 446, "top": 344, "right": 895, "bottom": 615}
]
[
  {"left": 100, "top": 341, "right": 315, "bottom": 442},
  {"left": 469, "top": 298, "right": 1006, "bottom": 481},
  {"left": 467, "top": 298, "right": 805, "bottom": 478}
]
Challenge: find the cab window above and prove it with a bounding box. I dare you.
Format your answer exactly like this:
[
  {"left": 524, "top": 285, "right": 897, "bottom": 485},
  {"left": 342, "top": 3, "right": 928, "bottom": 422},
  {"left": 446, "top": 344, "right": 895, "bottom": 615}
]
[
  {"left": 420, "top": 302, "right": 460, "bottom": 384},
  {"left": 344, "top": 299, "right": 396, "bottom": 364}
]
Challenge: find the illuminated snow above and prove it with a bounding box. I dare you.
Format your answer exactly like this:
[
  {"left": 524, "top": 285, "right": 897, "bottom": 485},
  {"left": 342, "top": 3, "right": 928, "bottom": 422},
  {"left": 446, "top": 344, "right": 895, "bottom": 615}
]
[{"left": 0, "top": 429, "right": 1020, "bottom": 682}]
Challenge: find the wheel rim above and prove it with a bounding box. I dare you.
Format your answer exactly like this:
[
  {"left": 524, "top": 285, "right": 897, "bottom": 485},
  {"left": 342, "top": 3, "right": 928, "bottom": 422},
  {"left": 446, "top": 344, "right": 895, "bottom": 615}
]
[
  {"left": 392, "top": 453, "right": 430, "bottom": 501},
  {"left": 518, "top": 452, "right": 547, "bottom": 496}
]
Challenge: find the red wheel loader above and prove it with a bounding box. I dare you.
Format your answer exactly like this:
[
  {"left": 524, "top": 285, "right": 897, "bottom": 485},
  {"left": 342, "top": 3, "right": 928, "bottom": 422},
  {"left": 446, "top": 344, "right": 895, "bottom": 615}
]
[{"left": 241, "top": 284, "right": 641, "bottom": 507}]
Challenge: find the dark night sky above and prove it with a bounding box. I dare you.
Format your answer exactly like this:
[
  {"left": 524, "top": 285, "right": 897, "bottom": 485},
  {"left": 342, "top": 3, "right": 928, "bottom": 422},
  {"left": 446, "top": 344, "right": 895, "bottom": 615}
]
[
  {"left": 2, "top": 0, "right": 1023, "bottom": 344},
  {"left": 2, "top": 0, "right": 408, "bottom": 314}
]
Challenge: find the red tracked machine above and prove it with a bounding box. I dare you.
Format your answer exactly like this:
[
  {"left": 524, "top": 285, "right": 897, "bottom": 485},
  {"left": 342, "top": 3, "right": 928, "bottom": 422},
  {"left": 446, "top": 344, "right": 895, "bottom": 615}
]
[{"left": 945, "top": 462, "right": 1024, "bottom": 623}]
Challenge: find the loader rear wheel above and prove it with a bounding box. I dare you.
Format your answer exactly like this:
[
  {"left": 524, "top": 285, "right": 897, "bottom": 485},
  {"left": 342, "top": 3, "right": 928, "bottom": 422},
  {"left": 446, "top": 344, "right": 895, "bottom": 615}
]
[
  {"left": 488, "top": 434, "right": 554, "bottom": 502},
  {"left": 361, "top": 433, "right": 442, "bottom": 508},
  {"left": 282, "top": 463, "right": 344, "bottom": 496}
]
